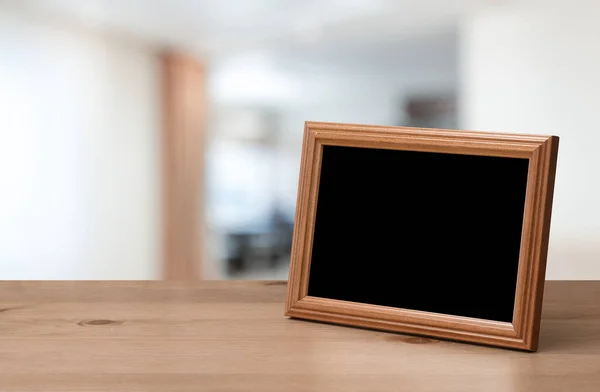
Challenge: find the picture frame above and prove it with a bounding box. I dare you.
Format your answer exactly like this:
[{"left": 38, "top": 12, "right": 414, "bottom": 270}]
[{"left": 285, "top": 121, "right": 559, "bottom": 351}]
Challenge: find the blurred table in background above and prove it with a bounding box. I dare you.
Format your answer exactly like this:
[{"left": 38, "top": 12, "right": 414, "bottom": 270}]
[
  {"left": 224, "top": 210, "right": 294, "bottom": 277},
  {"left": 1, "top": 281, "right": 599, "bottom": 391}
]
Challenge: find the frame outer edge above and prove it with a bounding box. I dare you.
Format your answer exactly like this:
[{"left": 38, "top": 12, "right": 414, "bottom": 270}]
[
  {"left": 527, "top": 136, "right": 559, "bottom": 351},
  {"left": 285, "top": 123, "right": 312, "bottom": 314}
]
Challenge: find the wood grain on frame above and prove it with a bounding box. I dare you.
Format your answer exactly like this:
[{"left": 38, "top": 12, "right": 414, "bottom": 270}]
[
  {"left": 285, "top": 121, "right": 559, "bottom": 351},
  {"left": 161, "top": 52, "right": 206, "bottom": 280}
]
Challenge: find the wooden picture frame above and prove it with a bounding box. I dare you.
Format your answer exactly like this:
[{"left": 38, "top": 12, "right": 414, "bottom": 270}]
[{"left": 285, "top": 121, "right": 559, "bottom": 351}]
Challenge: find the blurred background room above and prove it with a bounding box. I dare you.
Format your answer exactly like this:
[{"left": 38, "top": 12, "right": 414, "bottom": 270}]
[{"left": 0, "top": 0, "right": 598, "bottom": 280}]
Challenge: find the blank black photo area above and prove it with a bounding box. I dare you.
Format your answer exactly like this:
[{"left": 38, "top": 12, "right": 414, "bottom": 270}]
[{"left": 307, "top": 145, "right": 530, "bottom": 323}]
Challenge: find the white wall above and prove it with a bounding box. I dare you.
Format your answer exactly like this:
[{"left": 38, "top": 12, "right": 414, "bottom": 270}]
[
  {"left": 460, "top": 4, "right": 600, "bottom": 279},
  {"left": 0, "top": 11, "right": 161, "bottom": 279}
]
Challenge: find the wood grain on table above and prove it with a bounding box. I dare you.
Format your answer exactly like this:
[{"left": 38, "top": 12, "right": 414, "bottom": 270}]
[{"left": 0, "top": 281, "right": 598, "bottom": 391}]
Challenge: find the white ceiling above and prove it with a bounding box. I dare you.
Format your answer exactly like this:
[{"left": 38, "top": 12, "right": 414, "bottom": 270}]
[{"left": 5, "top": 0, "right": 472, "bottom": 60}]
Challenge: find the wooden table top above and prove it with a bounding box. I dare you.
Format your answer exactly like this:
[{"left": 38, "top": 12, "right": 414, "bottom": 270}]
[{"left": 1, "top": 281, "right": 599, "bottom": 391}]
